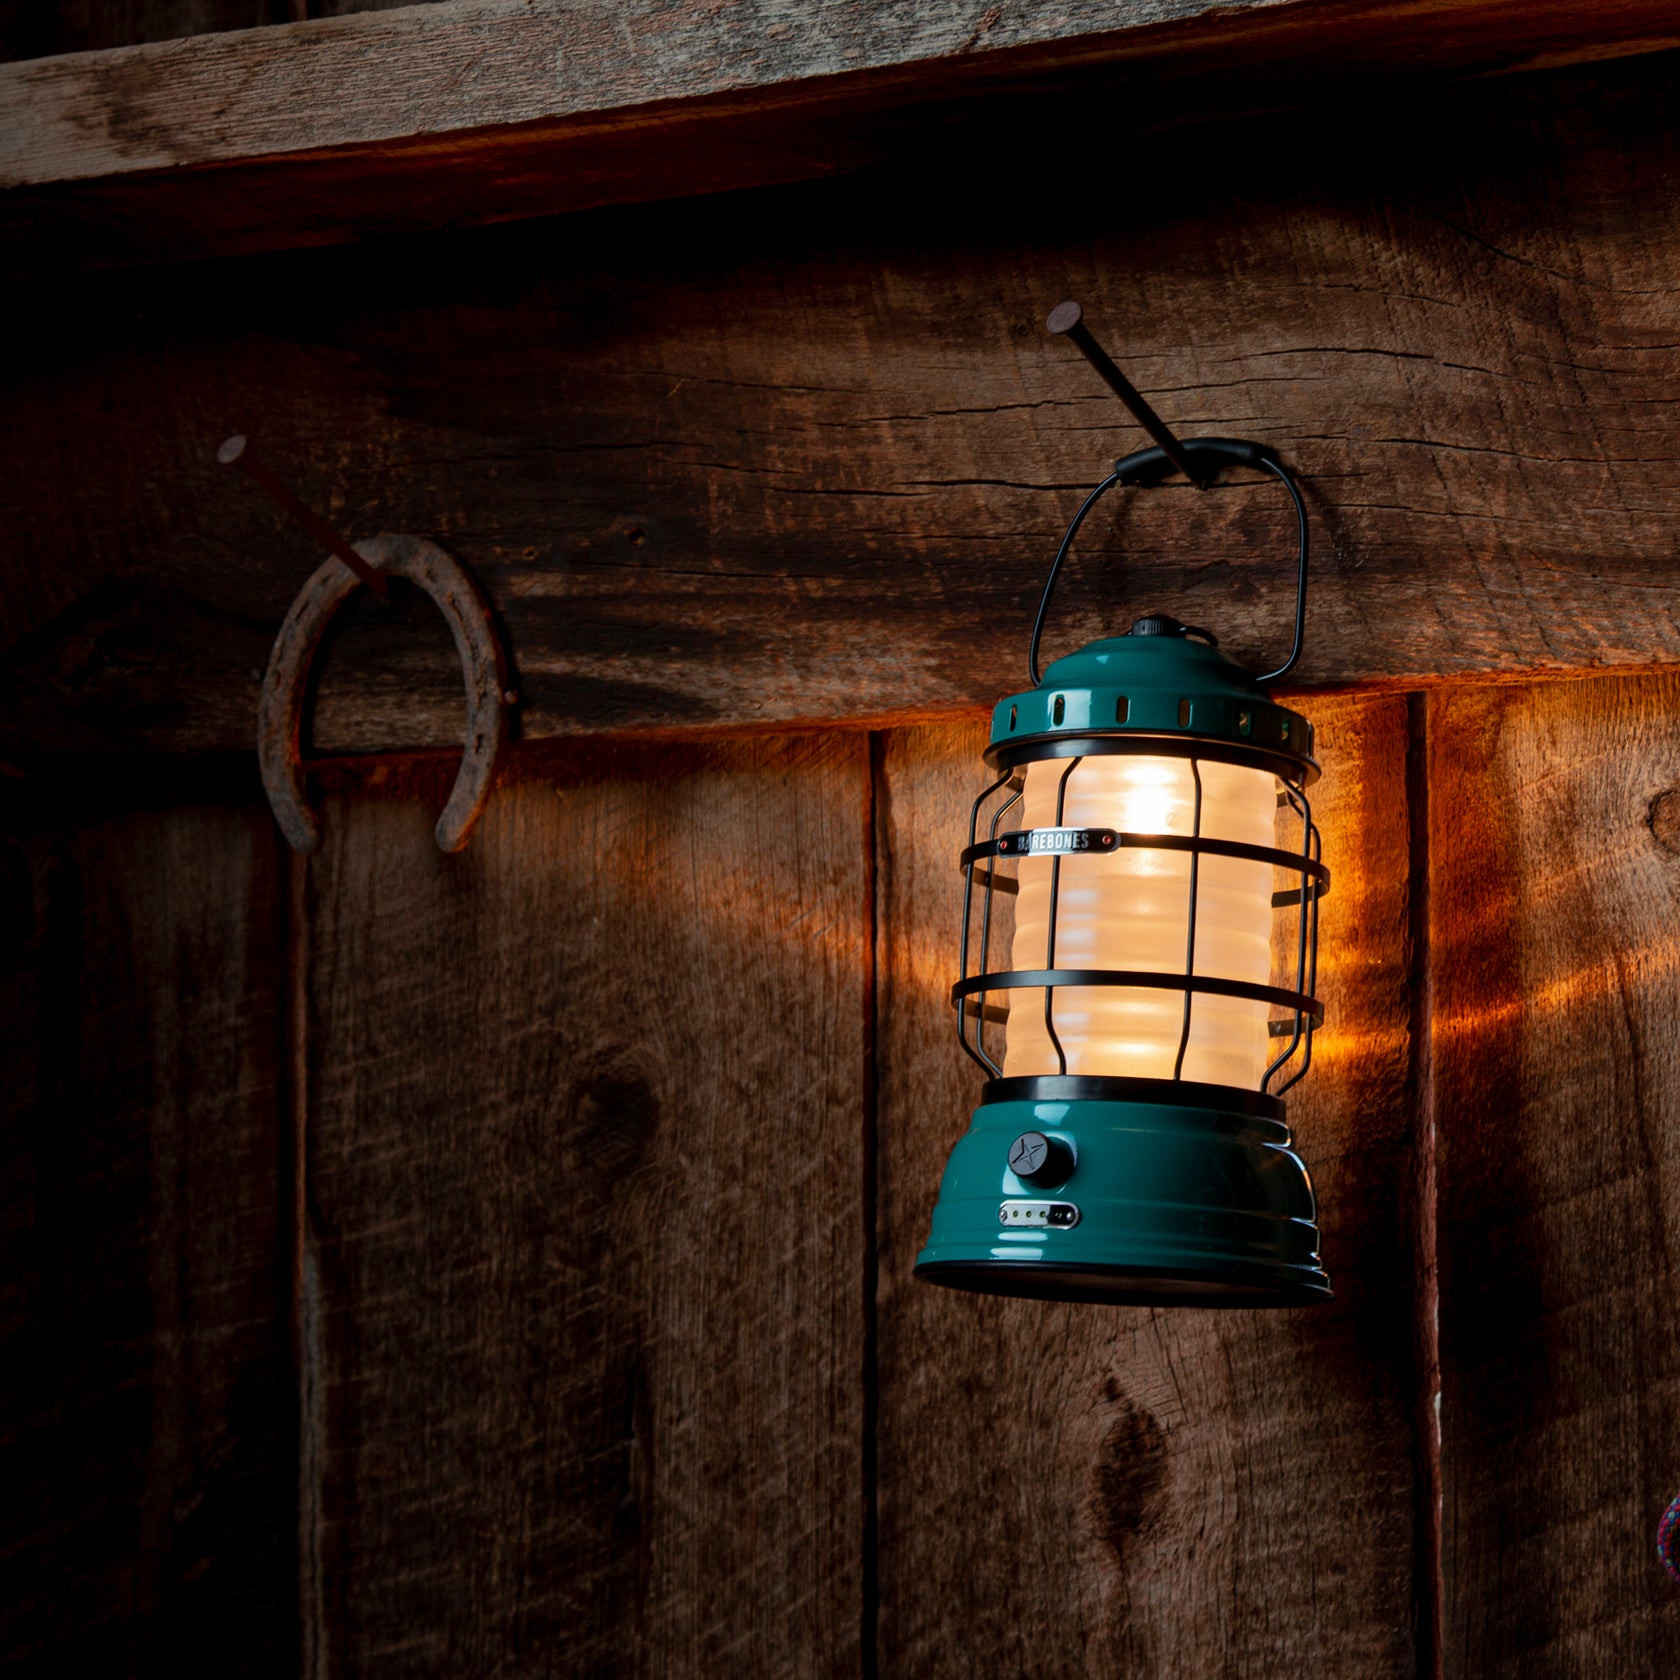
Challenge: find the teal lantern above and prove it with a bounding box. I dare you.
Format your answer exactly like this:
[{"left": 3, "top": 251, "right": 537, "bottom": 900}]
[{"left": 916, "top": 314, "right": 1332, "bottom": 1306}]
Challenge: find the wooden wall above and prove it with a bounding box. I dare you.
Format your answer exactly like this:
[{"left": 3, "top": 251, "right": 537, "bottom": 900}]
[
  {"left": 7, "top": 676, "right": 1680, "bottom": 1675},
  {"left": 8, "top": 20, "right": 1680, "bottom": 1676},
  {"left": 874, "top": 698, "right": 1422, "bottom": 1678},
  {"left": 12, "top": 54, "right": 1680, "bottom": 764}
]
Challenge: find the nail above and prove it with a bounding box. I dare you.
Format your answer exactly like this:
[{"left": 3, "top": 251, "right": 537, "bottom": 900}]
[
  {"left": 218, "top": 435, "right": 391, "bottom": 598},
  {"left": 1047, "top": 302, "right": 1208, "bottom": 490}
]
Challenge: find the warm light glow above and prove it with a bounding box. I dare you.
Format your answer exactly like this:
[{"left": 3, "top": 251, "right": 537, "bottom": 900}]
[{"left": 1004, "top": 754, "right": 1278, "bottom": 1088}]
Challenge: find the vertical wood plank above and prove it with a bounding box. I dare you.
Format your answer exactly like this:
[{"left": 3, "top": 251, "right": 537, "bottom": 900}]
[
  {"left": 1433, "top": 677, "right": 1680, "bottom": 1676},
  {"left": 875, "top": 698, "right": 1421, "bottom": 1676},
  {"left": 0, "top": 804, "right": 287, "bottom": 1674},
  {"left": 298, "top": 737, "right": 869, "bottom": 1676}
]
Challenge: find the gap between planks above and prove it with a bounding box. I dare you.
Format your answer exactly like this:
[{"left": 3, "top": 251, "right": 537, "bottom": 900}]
[
  {"left": 862, "top": 730, "right": 885, "bottom": 1680},
  {"left": 283, "top": 840, "right": 324, "bottom": 1680},
  {"left": 1405, "top": 691, "right": 1444, "bottom": 1679}
]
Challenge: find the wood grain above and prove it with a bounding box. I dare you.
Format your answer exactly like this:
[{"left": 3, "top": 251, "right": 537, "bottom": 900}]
[
  {"left": 5, "top": 0, "right": 1680, "bottom": 274},
  {"left": 295, "top": 738, "right": 869, "bottom": 1674},
  {"left": 0, "top": 802, "right": 287, "bottom": 1673},
  {"left": 873, "top": 696, "right": 1423, "bottom": 1675},
  {"left": 1430, "top": 676, "right": 1680, "bottom": 1676},
  {"left": 8, "top": 57, "right": 1680, "bottom": 765}
]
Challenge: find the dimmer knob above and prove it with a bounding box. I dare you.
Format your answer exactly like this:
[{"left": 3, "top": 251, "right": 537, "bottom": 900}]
[{"left": 1007, "top": 1131, "right": 1074, "bottom": 1188}]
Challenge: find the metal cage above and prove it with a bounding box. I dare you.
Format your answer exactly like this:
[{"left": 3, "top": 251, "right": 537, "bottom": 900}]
[{"left": 953, "top": 747, "right": 1327, "bottom": 1102}]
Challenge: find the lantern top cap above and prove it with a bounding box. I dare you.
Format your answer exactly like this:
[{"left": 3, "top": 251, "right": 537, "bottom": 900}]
[
  {"left": 1124, "top": 612, "right": 1215, "bottom": 642},
  {"left": 986, "top": 627, "right": 1319, "bottom": 782},
  {"left": 1035, "top": 619, "right": 1265, "bottom": 701}
]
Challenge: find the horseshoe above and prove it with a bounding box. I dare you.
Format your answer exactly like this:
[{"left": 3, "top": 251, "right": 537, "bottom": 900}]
[{"left": 258, "top": 533, "right": 509, "bottom": 854}]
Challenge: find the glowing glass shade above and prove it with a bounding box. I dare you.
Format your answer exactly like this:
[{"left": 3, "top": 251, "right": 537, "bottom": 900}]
[{"left": 1004, "top": 755, "right": 1276, "bottom": 1088}]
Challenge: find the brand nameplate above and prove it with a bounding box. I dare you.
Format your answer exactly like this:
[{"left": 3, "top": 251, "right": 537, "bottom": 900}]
[{"left": 995, "top": 827, "right": 1117, "bottom": 856}]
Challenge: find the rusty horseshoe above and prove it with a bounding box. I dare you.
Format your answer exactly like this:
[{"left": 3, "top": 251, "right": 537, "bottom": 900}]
[{"left": 258, "top": 533, "right": 509, "bottom": 855}]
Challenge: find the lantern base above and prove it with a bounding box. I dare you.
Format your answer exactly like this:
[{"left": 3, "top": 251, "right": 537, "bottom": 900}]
[
  {"left": 913, "top": 1259, "right": 1324, "bottom": 1307},
  {"left": 914, "top": 1078, "right": 1332, "bottom": 1307}
]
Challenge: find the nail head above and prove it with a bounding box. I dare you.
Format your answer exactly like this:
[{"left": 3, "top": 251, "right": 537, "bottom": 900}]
[
  {"left": 217, "top": 435, "right": 248, "bottom": 465},
  {"left": 1046, "top": 301, "right": 1083, "bottom": 336}
]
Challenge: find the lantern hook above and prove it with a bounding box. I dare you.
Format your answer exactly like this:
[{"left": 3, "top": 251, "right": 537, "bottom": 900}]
[
  {"left": 1035, "top": 305, "right": 1311, "bottom": 689},
  {"left": 1047, "top": 300, "right": 1210, "bottom": 489}
]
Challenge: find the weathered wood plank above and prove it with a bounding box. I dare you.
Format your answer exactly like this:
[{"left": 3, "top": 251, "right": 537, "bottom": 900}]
[
  {"left": 0, "top": 802, "right": 287, "bottom": 1672},
  {"left": 5, "top": 0, "right": 1680, "bottom": 275},
  {"left": 296, "top": 739, "right": 869, "bottom": 1674},
  {"left": 873, "top": 697, "right": 1422, "bottom": 1674},
  {"left": 0, "top": 0, "right": 1270, "bottom": 185},
  {"left": 1430, "top": 676, "right": 1680, "bottom": 1676},
  {"left": 7, "top": 59, "right": 1680, "bottom": 766}
]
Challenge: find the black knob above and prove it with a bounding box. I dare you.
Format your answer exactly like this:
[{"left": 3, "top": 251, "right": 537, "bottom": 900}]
[
  {"left": 1008, "top": 1131, "right": 1075, "bottom": 1188},
  {"left": 1128, "top": 613, "right": 1218, "bottom": 646}
]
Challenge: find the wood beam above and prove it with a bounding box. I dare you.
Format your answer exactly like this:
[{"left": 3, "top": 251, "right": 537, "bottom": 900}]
[
  {"left": 5, "top": 0, "right": 1680, "bottom": 275},
  {"left": 7, "top": 57, "right": 1680, "bottom": 765}
]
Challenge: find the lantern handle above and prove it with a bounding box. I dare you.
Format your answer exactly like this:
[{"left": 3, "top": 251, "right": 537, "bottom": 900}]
[{"left": 1026, "top": 437, "right": 1310, "bottom": 688}]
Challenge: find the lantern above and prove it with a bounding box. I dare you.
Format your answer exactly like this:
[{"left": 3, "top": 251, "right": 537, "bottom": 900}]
[{"left": 915, "top": 348, "right": 1332, "bottom": 1307}]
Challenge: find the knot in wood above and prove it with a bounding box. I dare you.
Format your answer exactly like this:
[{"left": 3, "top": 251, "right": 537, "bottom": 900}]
[
  {"left": 1089, "top": 1381, "right": 1168, "bottom": 1560},
  {"left": 1648, "top": 788, "right": 1680, "bottom": 855},
  {"left": 567, "top": 1064, "right": 661, "bottom": 1176}
]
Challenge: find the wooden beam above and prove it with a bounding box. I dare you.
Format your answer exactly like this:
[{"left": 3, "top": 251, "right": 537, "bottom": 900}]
[
  {"left": 7, "top": 57, "right": 1680, "bottom": 765},
  {"left": 5, "top": 0, "right": 1680, "bottom": 275},
  {"left": 874, "top": 697, "right": 1427, "bottom": 1674}
]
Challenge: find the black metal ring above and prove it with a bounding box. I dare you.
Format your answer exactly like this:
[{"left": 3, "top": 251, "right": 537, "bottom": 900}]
[
  {"left": 950, "top": 967, "right": 1323, "bottom": 1022},
  {"left": 1027, "top": 437, "right": 1309, "bottom": 688},
  {"left": 954, "top": 959, "right": 1328, "bottom": 1011},
  {"left": 979, "top": 1073, "right": 1287, "bottom": 1121},
  {"left": 961, "top": 829, "right": 1330, "bottom": 883},
  {"left": 1271, "top": 882, "right": 1330, "bottom": 908},
  {"left": 985, "top": 731, "right": 1318, "bottom": 784}
]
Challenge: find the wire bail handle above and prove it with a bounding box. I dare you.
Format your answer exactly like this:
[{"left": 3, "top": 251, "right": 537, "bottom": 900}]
[{"left": 1029, "top": 302, "right": 1310, "bottom": 689}]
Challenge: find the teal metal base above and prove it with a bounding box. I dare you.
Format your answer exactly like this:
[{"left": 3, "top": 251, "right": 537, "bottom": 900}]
[{"left": 915, "top": 1082, "right": 1331, "bottom": 1307}]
